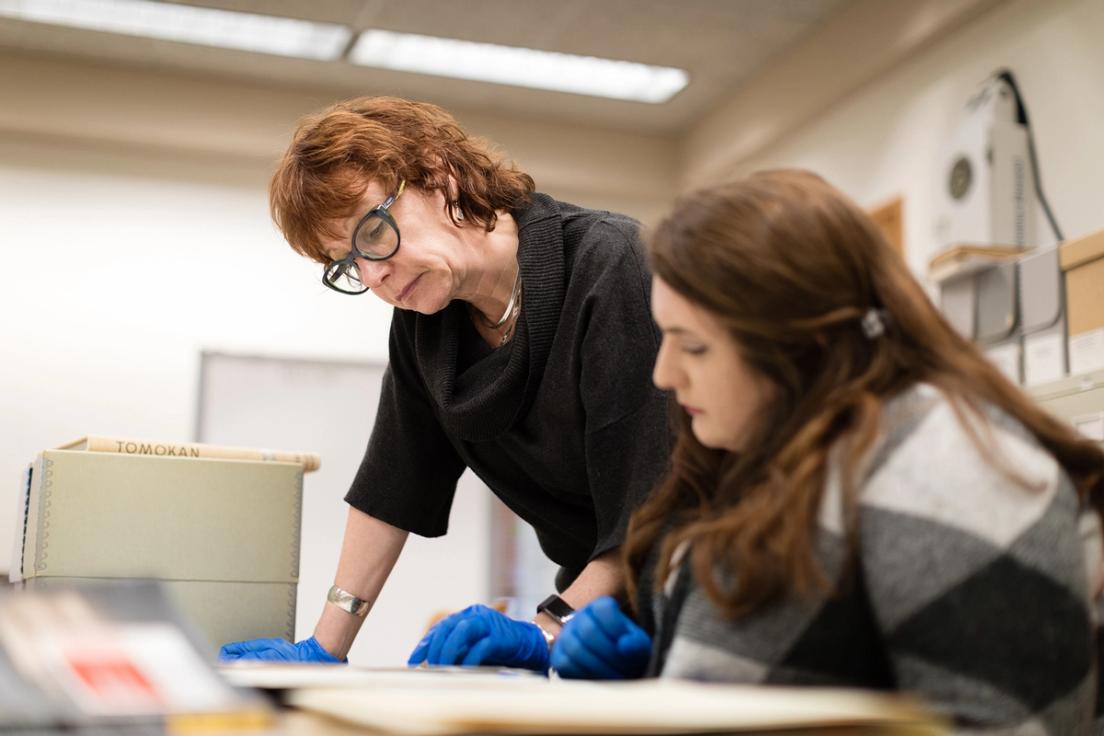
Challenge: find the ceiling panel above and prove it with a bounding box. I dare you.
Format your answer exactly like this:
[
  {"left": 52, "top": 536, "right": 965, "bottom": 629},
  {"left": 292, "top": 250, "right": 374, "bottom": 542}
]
[{"left": 0, "top": 0, "right": 854, "bottom": 133}]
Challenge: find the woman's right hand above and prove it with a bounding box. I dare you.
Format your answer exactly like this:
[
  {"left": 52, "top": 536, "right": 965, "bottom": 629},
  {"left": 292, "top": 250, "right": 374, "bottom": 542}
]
[
  {"left": 218, "top": 635, "right": 346, "bottom": 664},
  {"left": 550, "top": 597, "right": 651, "bottom": 679}
]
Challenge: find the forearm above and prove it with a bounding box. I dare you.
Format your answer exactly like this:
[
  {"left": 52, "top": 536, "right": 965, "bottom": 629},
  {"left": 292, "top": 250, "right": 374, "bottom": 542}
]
[
  {"left": 534, "top": 548, "right": 624, "bottom": 640},
  {"left": 313, "top": 507, "right": 408, "bottom": 659}
]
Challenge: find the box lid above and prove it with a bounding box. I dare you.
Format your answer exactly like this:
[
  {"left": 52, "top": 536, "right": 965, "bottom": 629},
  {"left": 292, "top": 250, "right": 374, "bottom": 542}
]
[{"left": 1060, "top": 228, "right": 1104, "bottom": 271}]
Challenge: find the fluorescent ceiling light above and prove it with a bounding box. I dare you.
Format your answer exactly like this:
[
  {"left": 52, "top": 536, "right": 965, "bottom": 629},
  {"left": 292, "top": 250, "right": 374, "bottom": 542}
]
[
  {"left": 349, "top": 30, "right": 689, "bottom": 104},
  {"left": 0, "top": 0, "right": 352, "bottom": 60}
]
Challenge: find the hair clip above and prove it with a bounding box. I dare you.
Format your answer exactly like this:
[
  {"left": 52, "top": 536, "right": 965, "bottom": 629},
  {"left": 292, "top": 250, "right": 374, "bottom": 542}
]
[{"left": 861, "top": 308, "right": 889, "bottom": 340}]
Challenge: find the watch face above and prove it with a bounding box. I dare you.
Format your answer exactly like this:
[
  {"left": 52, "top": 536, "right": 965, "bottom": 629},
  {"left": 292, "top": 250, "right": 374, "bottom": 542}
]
[
  {"left": 537, "top": 594, "right": 576, "bottom": 624},
  {"left": 949, "top": 156, "right": 972, "bottom": 200}
]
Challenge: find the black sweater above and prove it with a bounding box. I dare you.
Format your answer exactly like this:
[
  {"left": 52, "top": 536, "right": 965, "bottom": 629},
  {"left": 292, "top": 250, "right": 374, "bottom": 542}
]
[{"left": 345, "top": 193, "right": 671, "bottom": 585}]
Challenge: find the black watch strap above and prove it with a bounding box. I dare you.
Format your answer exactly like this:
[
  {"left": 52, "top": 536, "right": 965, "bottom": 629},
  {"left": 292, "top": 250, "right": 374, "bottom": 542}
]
[{"left": 536, "top": 594, "right": 576, "bottom": 625}]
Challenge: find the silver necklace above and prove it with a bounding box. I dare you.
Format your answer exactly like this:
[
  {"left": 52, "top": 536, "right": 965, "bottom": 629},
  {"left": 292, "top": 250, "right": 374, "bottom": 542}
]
[
  {"left": 478, "top": 267, "right": 522, "bottom": 328},
  {"left": 497, "top": 283, "right": 523, "bottom": 347}
]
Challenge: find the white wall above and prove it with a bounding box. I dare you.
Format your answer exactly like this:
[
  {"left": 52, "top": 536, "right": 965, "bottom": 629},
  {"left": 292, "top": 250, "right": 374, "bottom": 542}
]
[
  {"left": 0, "top": 51, "right": 678, "bottom": 226},
  {"left": 0, "top": 135, "right": 391, "bottom": 569},
  {"left": 195, "top": 353, "right": 494, "bottom": 665},
  {"left": 691, "top": 0, "right": 1104, "bottom": 276}
]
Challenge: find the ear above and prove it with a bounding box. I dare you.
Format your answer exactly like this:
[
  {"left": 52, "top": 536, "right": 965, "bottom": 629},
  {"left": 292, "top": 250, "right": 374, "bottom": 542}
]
[
  {"left": 444, "top": 174, "right": 465, "bottom": 226},
  {"left": 445, "top": 173, "right": 460, "bottom": 203}
]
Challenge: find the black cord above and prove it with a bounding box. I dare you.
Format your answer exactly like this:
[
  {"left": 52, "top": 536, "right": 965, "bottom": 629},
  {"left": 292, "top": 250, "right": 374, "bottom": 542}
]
[{"left": 993, "top": 69, "right": 1064, "bottom": 242}]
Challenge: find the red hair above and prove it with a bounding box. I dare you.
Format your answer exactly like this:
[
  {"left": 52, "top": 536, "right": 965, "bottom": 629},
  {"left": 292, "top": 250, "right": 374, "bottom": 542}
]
[{"left": 270, "top": 96, "right": 534, "bottom": 262}]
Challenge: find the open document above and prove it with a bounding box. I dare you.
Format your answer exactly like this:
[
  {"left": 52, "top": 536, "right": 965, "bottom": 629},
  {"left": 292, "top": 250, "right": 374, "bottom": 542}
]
[{"left": 256, "top": 667, "right": 946, "bottom": 735}]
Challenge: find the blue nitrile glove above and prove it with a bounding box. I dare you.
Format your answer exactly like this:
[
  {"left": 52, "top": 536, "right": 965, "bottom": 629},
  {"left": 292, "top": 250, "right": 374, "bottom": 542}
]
[
  {"left": 407, "top": 604, "right": 550, "bottom": 671},
  {"left": 550, "top": 596, "right": 651, "bottom": 680},
  {"left": 218, "top": 635, "right": 346, "bottom": 664}
]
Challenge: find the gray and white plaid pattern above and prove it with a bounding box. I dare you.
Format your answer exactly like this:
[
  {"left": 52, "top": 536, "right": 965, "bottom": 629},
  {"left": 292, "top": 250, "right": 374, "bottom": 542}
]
[{"left": 647, "top": 385, "right": 1100, "bottom": 735}]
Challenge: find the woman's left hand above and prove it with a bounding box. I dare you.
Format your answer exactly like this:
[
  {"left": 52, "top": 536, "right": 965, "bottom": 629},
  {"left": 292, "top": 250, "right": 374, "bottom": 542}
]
[
  {"left": 407, "top": 604, "right": 550, "bottom": 671},
  {"left": 550, "top": 597, "right": 651, "bottom": 679}
]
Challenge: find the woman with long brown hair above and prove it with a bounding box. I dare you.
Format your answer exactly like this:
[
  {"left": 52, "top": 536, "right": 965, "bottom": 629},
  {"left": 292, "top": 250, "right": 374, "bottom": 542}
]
[{"left": 551, "top": 170, "right": 1102, "bottom": 733}]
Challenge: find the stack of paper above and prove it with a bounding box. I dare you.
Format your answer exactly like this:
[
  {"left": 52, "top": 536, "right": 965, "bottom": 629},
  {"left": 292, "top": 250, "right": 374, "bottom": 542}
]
[
  {"left": 256, "top": 668, "right": 945, "bottom": 735},
  {"left": 928, "top": 244, "right": 1027, "bottom": 283}
]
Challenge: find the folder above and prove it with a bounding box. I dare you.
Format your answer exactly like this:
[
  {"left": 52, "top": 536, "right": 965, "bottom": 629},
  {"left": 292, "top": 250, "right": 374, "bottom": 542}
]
[
  {"left": 1018, "top": 249, "right": 1067, "bottom": 385},
  {"left": 287, "top": 676, "right": 945, "bottom": 735},
  {"left": 1018, "top": 249, "right": 1063, "bottom": 334},
  {"left": 975, "top": 261, "right": 1019, "bottom": 344},
  {"left": 939, "top": 277, "right": 976, "bottom": 339}
]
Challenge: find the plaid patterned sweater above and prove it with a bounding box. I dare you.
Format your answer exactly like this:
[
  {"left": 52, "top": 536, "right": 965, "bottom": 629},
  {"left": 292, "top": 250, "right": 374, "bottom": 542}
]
[{"left": 641, "top": 384, "right": 1102, "bottom": 734}]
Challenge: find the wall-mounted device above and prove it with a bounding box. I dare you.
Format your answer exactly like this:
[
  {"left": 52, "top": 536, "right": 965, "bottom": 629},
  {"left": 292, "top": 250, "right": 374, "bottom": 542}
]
[
  {"left": 932, "top": 70, "right": 1066, "bottom": 386},
  {"left": 934, "top": 75, "right": 1036, "bottom": 253}
]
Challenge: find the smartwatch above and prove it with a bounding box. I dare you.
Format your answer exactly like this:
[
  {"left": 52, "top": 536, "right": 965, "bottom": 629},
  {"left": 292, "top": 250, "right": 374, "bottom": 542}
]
[{"left": 536, "top": 594, "right": 576, "bottom": 625}]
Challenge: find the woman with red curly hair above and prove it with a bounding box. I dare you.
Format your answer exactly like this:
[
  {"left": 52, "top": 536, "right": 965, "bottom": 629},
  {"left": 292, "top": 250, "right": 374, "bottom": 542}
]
[
  {"left": 552, "top": 170, "right": 1102, "bottom": 734},
  {"left": 219, "top": 97, "right": 670, "bottom": 669}
]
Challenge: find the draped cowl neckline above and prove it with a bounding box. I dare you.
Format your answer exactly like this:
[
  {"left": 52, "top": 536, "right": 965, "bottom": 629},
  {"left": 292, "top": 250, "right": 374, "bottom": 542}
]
[{"left": 411, "top": 194, "right": 566, "bottom": 442}]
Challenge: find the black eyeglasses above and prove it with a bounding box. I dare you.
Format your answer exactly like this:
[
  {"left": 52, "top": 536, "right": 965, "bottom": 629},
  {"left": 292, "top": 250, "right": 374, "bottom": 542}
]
[{"left": 322, "top": 180, "right": 406, "bottom": 295}]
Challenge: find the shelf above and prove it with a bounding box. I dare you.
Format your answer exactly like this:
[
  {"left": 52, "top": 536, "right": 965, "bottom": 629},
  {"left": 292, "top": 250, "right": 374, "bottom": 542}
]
[
  {"left": 1026, "top": 368, "right": 1104, "bottom": 441},
  {"left": 1026, "top": 368, "right": 1104, "bottom": 401},
  {"left": 927, "top": 244, "right": 1030, "bottom": 284}
]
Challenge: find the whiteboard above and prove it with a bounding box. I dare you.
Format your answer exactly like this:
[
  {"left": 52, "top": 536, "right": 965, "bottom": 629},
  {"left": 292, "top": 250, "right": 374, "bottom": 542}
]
[{"left": 196, "top": 351, "right": 491, "bottom": 666}]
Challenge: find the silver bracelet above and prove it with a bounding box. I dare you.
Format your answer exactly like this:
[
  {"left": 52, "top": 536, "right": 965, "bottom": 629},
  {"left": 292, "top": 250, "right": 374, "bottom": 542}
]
[
  {"left": 327, "top": 584, "right": 371, "bottom": 617},
  {"left": 533, "top": 619, "right": 557, "bottom": 648}
]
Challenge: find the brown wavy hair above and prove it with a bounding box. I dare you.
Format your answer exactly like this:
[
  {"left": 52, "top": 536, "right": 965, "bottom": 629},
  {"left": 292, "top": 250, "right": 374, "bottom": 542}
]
[
  {"left": 269, "top": 96, "right": 535, "bottom": 262},
  {"left": 625, "top": 169, "right": 1104, "bottom": 618}
]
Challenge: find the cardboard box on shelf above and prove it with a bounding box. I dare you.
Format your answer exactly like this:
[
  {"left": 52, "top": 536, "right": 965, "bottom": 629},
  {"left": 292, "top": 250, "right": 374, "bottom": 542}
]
[{"left": 1060, "top": 228, "right": 1104, "bottom": 375}]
